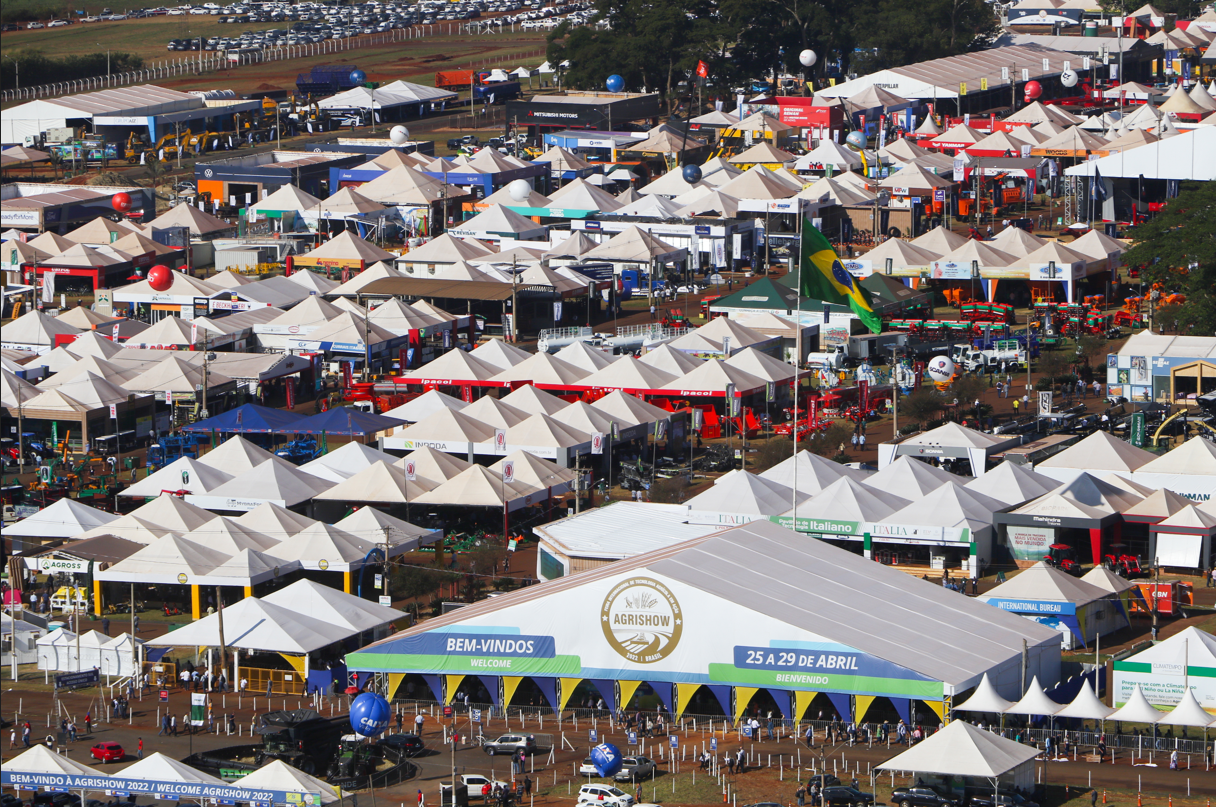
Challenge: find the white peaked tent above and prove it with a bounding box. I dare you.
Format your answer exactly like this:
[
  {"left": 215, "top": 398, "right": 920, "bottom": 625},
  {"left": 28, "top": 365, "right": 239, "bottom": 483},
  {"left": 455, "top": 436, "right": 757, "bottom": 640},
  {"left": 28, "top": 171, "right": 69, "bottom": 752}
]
[
  {"left": 965, "top": 461, "right": 1059, "bottom": 505},
  {"left": 685, "top": 471, "right": 806, "bottom": 526},
  {"left": 188, "top": 458, "right": 335, "bottom": 511},
  {"left": 783, "top": 476, "right": 909, "bottom": 525},
  {"left": 864, "top": 456, "right": 964, "bottom": 497},
  {"left": 1054, "top": 680, "right": 1116, "bottom": 720},
  {"left": 490, "top": 352, "right": 589, "bottom": 386},
  {"left": 119, "top": 753, "right": 226, "bottom": 785},
  {"left": 298, "top": 441, "right": 400, "bottom": 483},
  {"left": 127, "top": 494, "right": 218, "bottom": 533},
  {"left": 233, "top": 760, "right": 341, "bottom": 804},
  {"left": 1003, "top": 675, "right": 1062, "bottom": 716},
  {"left": 875, "top": 720, "right": 1040, "bottom": 788},
  {"left": 471, "top": 338, "right": 531, "bottom": 371},
  {"left": 1, "top": 744, "right": 106, "bottom": 776},
  {"left": 235, "top": 502, "right": 317, "bottom": 541},
  {"left": 181, "top": 517, "right": 279, "bottom": 555},
  {"left": 501, "top": 384, "right": 571, "bottom": 416},
  {"left": 335, "top": 506, "right": 440, "bottom": 551},
  {"left": 1107, "top": 684, "right": 1162, "bottom": 724},
  {"left": 953, "top": 673, "right": 1014, "bottom": 714},
  {"left": 393, "top": 446, "right": 473, "bottom": 484},
  {"left": 96, "top": 535, "right": 232, "bottom": 586},
  {"left": 639, "top": 344, "right": 705, "bottom": 376},
  {"left": 5, "top": 497, "right": 116, "bottom": 539},
  {"left": 268, "top": 523, "right": 376, "bottom": 572},
  {"left": 74, "top": 514, "right": 170, "bottom": 544},
  {"left": 197, "top": 435, "right": 278, "bottom": 473},
  {"left": 759, "top": 450, "right": 868, "bottom": 494},
  {"left": 1157, "top": 689, "right": 1215, "bottom": 728},
  {"left": 414, "top": 464, "right": 541, "bottom": 510},
  {"left": 314, "top": 460, "right": 434, "bottom": 505},
  {"left": 205, "top": 548, "right": 297, "bottom": 588},
  {"left": 120, "top": 456, "right": 234, "bottom": 498},
  {"left": 262, "top": 579, "right": 405, "bottom": 633},
  {"left": 461, "top": 395, "right": 531, "bottom": 429},
  {"left": 590, "top": 389, "right": 671, "bottom": 426},
  {"left": 382, "top": 388, "right": 467, "bottom": 423},
  {"left": 1114, "top": 626, "right": 1216, "bottom": 710},
  {"left": 145, "top": 597, "right": 351, "bottom": 655}
]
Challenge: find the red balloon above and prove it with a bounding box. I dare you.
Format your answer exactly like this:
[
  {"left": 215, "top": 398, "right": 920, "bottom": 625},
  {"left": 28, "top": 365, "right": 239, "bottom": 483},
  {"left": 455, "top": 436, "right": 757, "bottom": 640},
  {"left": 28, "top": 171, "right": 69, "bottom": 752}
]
[
  {"left": 112, "top": 192, "right": 132, "bottom": 213},
  {"left": 147, "top": 264, "right": 173, "bottom": 292},
  {"left": 1024, "top": 80, "right": 1043, "bottom": 100}
]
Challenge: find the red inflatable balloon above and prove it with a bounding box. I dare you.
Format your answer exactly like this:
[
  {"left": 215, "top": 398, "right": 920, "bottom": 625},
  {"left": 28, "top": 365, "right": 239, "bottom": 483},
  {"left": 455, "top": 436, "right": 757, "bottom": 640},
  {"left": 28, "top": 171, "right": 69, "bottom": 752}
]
[
  {"left": 147, "top": 264, "right": 173, "bottom": 292},
  {"left": 112, "top": 192, "right": 132, "bottom": 213},
  {"left": 1024, "top": 80, "right": 1043, "bottom": 100}
]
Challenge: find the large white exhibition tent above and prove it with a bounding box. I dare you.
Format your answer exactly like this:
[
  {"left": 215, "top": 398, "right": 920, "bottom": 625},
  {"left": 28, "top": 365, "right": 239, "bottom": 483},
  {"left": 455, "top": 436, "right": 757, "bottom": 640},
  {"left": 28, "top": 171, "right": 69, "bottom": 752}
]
[
  {"left": 0, "top": 745, "right": 106, "bottom": 776},
  {"left": 759, "top": 450, "right": 869, "bottom": 494},
  {"left": 145, "top": 597, "right": 352, "bottom": 655},
  {"left": 232, "top": 760, "right": 341, "bottom": 804},
  {"left": 121, "top": 456, "right": 234, "bottom": 498},
  {"left": 382, "top": 389, "right": 468, "bottom": 423},
  {"left": 314, "top": 461, "right": 433, "bottom": 505},
  {"left": 1064, "top": 125, "right": 1215, "bottom": 180},
  {"left": 96, "top": 535, "right": 232, "bottom": 585},
  {"left": 1113, "top": 626, "right": 1216, "bottom": 710},
  {"left": 875, "top": 720, "right": 1040, "bottom": 786},
  {"left": 262, "top": 579, "right": 404, "bottom": 634},
  {"left": 1036, "top": 430, "right": 1158, "bottom": 482},
  {"left": 188, "top": 458, "right": 335, "bottom": 511},
  {"left": 235, "top": 502, "right": 318, "bottom": 541},
  {"left": 119, "top": 753, "right": 226, "bottom": 786},
  {"left": 685, "top": 471, "right": 805, "bottom": 526},
  {"left": 965, "top": 462, "right": 1059, "bottom": 505},
  {"left": 392, "top": 447, "right": 473, "bottom": 484},
  {"left": 784, "top": 476, "right": 909, "bottom": 523},
  {"left": 5, "top": 498, "right": 117, "bottom": 539},
  {"left": 335, "top": 507, "right": 441, "bottom": 551},
  {"left": 864, "top": 456, "right": 964, "bottom": 497},
  {"left": 298, "top": 441, "right": 400, "bottom": 484},
  {"left": 269, "top": 523, "right": 377, "bottom": 572},
  {"left": 1157, "top": 689, "right": 1216, "bottom": 728},
  {"left": 197, "top": 436, "right": 279, "bottom": 474}
]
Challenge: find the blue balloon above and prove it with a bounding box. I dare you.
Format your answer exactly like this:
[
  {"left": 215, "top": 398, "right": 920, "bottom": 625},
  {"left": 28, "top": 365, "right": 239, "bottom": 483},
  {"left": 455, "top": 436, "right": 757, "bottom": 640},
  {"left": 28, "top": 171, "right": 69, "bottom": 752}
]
[
  {"left": 350, "top": 692, "right": 391, "bottom": 737},
  {"left": 589, "top": 743, "right": 623, "bottom": 778},
  {"left": 606, "top": 74, "right": 624, "bottom": 93},
  {"left": 350, "top": 69, "right": 367, "bottom": 85},
  {"left": 682, "top": 164, "right": 702, "bottom": 184}
]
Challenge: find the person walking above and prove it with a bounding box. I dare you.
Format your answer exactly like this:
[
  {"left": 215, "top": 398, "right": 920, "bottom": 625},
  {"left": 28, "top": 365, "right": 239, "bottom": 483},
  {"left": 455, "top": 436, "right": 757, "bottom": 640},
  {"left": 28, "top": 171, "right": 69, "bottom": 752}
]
[
  {"left": 9, "top": 727, "right": 16, "bottom": 749},
  {"left": 415, "top": 712, "right": 425, "bottom": 733},
  {"left": 101, "top": 617, "right": 110, "bottom": 636},
  {"left": 1012, "top": 398, "right": 1020, "bottom": 414},
  {"left": 649, "top": 303, "right": 656, "bottom": 321},
  {"left": 22, "top": 723, "right": 31, "bottom": 748},
  {"left": 137, "top": 738, "right": 144, "bottom": 759},
  {"left": 170, "top": 714, "right": 177, "bottom": 736}
]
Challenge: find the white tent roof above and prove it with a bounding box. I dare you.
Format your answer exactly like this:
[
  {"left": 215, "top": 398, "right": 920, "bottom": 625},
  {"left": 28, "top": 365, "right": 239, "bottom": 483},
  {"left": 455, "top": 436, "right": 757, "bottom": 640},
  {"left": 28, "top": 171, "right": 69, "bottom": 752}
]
[
  {"left": 74, "top": 513, "right": 170, "bottom": 544},
  {"left": 875, "top": 720, "right": 1041, "bottom": 777},
  {"left": 880, "top": 481, "right": 1005, "bottom": 531},
  {"left": 1157, "top": 688, "right": 1216, "bottom": 728},
  {"left": 206, "top": 547, "right": 297, "bottom": 587},
  {"left": 639, "top": 344, "right": 705, "bottom": 376},
  {"left": 144, "top": 596, "right": 351, "bottom": 654},
  {"left": 1003, "top": 675, "right": 1063, "bottom": 716},
  {"left": 96, "top": 535, "right": 232, "bottom": 585},
  {"left": 1055, "top": 680, "right": 1116, "bottom": 720},
  {"left": 190, "top": 458, "right": 335, "bottom": 510},
  {"left": 953, "top": 673, "right": 1015, "bottom": 714},
  {"left": 1079, "top": 565, "right": 1139, "bottom": 595},
  {"left": 759, "top": 450, "right": 868, "bottom": 494},
  {"left": 414, "top": 464, "right": 541, "bottom": 509},
  {"left": 1136, "top": 436, "right": 1216, "bottom": 475},
  {"left": 786, "top": 476, "right": 909, "bottom": 522},
  {"left": 503, "top": 412, "right": 591, "bottom": 449},
  {"left": 118, "top": 753, "right": 226, "bottom": 785},
  {"left": 120, "top": 456, "right": 233, "bottom": 498},
  {"left": 686, "top": 470, "right": 805, "bottom": 521},
  {"left": 490, "top": 352, "right": 589, "bottom": 386},
  {"left": 0, "top": 744, "right": 106, "bottom": 776},
  {"left": 901, "top": 421, "right": 1007, "bottom": 450},
  {"left": 1037, "top": 430, "right": 1157, "bottom": 473},
  {"left": 127, "top": 494, "right": 218, "bottom": 533},
  {"left": 965, "top": 461, "right": 1060, "bottom": 505},
  {"left": 392, "top": 446, "right": 474, "bottom": 484},
  {"left": 381, "top": 388, "right": 467, "bottom": 423},
  {"left": 314, "top": 460, "right": 433, "bottom": 503},
  {"left": 268, "top": 523, "right": 376, "bottom": 571},
  {"left": 232, "top": 760, "right": 341, "bottom": 804},
  {"left": 590, "top": 389, "right": 671, "bottom": 426},
  {"left": 981, "top": 561, "right": 1111, "bottom": 606},
  {"left": 180, "top": 516, "right": 279, "bottom": 555},
  {"left": 1121, "top": 626, "right": 1216, "bottom": 671},
  {"left": 1108, "top": 684, "right": 1162, "bottom": 723},
  {"left": 460, "top": 395, "right": 531, "bottom": 429},
  {"left": 3, "top": 310, "right": 81, "bottom": 349},
  {"left": 662, "top": 358, "right": 767, "bottom": 394},
  {"left": 262, "top": 578, "right": 405, "bottom": 632},
  {"left": 579, "top": 356, "right": 676, "bottom": 390},
  {"left": 5, "top": 497, "right": 117, "bottom": 539},
  {"left": 298, "top": 441, "right": 401, "bottom": 483},
  {"left": 470, "top": 338, "right": 531, "bottom": 371},
  {"left": 334, "top": 506, "right": 439, "bottom": 551},
  {"left": 500, "top": 383, "right": 571, "bottom": 416},
  {"left": 865, "top": 456, "right": 964, "bottom": 497},
  {"left": 235, "top": 502, "right": 317, "bottom": 541},
  {"left": 395, "top": 407, "right": 496, "bottom": 445},
  {"left": 1063, "top": 126, "right": 1214, "bottom": 180},
  {"left": 250, "top": 184, "right": 322, "bottom": 215}
]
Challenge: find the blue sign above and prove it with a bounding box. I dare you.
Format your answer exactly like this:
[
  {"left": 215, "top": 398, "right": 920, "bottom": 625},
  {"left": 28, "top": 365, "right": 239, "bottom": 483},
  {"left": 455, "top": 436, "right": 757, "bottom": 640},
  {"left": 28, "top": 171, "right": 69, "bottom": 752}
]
[
  {"left": 627, "top": 731, "right": 638, "bottom": 745},
  {"left": 0, "top": 773, "right": 318, "bottom": 806},
  {"left": 387, "top": 632, "right": 558, "bottom": 659},
  {"left": 470, "top": 709, "right": 482, "bottom": 723},
  {"left": 589, "top": 729, "right": 598, "bottom": 743},
  {"left": 742, "top": 726, "right": 752, "bottom": 738},
  {"left": 669, "top": 735, "right": 678, "bottom": 748},
  {"left": 732, "top": 645, "right": 935, "bottom": 682},
  {"left": 710, "top": 738, "right": 718, "bottom": 750},
  {"left": 933, "top": 189, "right": 946, "bottom": 202},
  {"left": 694, "top": 225, "right": 711, "bottom": 236},
  {"left": 584, "top": 221, "right": 601, "bottom": 231},
  {"left": 55, "top": 669, "right": 99, "bottom": 690},
  {"left": 984, "top": 598, "right": 1077, "bottom": 616}
]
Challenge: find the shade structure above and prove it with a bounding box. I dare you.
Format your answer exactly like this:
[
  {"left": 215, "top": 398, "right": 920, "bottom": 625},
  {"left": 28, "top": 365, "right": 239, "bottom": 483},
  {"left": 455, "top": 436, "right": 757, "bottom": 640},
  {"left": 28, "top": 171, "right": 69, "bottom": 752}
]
[
  {"left": 74, "top": 514, "right": 171, "bottom": 544},
  {"left": 96, "top": 535, "right": 232, "bottom": 586},
  {"left": 1107, "top": 684, "right": 1162, "bottom": 724},
  {"left": 988, "top": 225, "right": 1049, "bottom": 258},
  {"left": 296, "top": 441, "right": 399, "bottom": 484},
  {"left": 953, "top": 673, "right": 1014, "bottom": 714},
  {"left": 2, "top": 310, "right": 82, "bottom": 351},
  {"left": 1078, "top": 565, "right": 1138, "bottom": 595},
  {"left": 551, "top": 342, "right": 616, "bottom": 374},
  {"left": 461, "top": 395, "right": 531, "bottom": 429},
  {"left": 865, "top": 456, "right": 962, "bottom": 498},
  {"left": 582, "top": 226, "right": 685, "bottom": 263},
  {"left": 179, "top": 516, "right": 279, "bottom": 555},
  {"left": 262, "top": 579, "right": 405, "bottom": 633},
  {"left": 118, "top": 753, "right": 226, "bottom": 786},
  {"left": 334, "top": 506, "right": 440, "bottom": 551},
  {"left": 784, "top": 476, "right": 909, "bottom": 524},
  {"left": 148, "top": 203, "right": 233, "bottom": 235},
  {"left": 5, "top": 497, "right": 117, "bottom": 539},
  {"left": 490, "top": 352, "right": 589, "bottom": 386},
  {"left": 127, "top": 494, "right": 218, "bottom": 533},
  {"left": 796, "top": 175, "right": 877, "bottom": 207},
  {"left": 250, "top": 183, "right": 322, "bottom": 215},
  {"left": 289, "top": 407, "right": 404, "bottom": 436},
  {"left": 269, "top": 522, "right": 376, "bottom": 571},
  {"left": 1003, "top": 676, "right": 1062, "bottom": 716},
  {"left": 686, "top": 470, "right": 804, "bottom": 525},
  {"left": 874, "top": 720, "right": 1041, "bottom": 778},
  {"left": 126, "top": 354, "right": 233, "bottom": 393},
  {"left": 662, "top": 358, "right": 767, "bottom": 395},
  {"left": 550, "top": 401, "right": 618, "bottom": 437},
  {"left": 402, "top": 346, "right": 500, "bottom": 384},
  {"left": 982, "top": 561, "right": 1112, "bottom": 608},
  {"left": 500, "top": 384, "right": 571, "bottom": 416},
  {"left": 913, "top": 224, "right": 970, "bottom": 254},
  {"left": 545, "top": 177, "right": 623, "bottom": 212},
  {"left": 639, "top": 344, "right": 705, "bottom": 377},
  {"left": 796, "top": 140, "right": 863, "bottom": 171},
  {"left": 880, "top": 481, "right": 1005, "bottom": 534},
  {"left": 296, "top": 230, "right": 397, "bottom": 268},
  {"left": 1036, "top": 431, "right": 1157, "bottom": 480},
  {"left": 235, "top": 502, "right": 317, "bottom": 541},
  {"left": 1156, "top": 689, "right": 1215, "bottom": 728},
  {"left": 232, "top": 760, "right": 341, "bottom": 804},
  {"left": 120, "top": 456, "right": 234, "bottom": 498},
  {"left": 578, "top": 357, "right": 676, "bottom": 391},
  {"left": 392, "top": 407, "right": 496, "bottom": 451},
  {"left": 180, "top": 403, "right": 307, "bottom": 434},
  {"left": 207, "top": 547, "right": 297, "bottom": 587},
  {"left": 314, "top": 460, "right": 433, "bottom": 504},
  {"left": 1054, "top": 680, "right": 1116, "bottom": 720},
  {"left": 381, "top": 388, "right": 467, "bottom": 423},
  {"left": 487, "top": 450, "right": 576, "bottom": 495},
  {"left": 590, "top": 389, "right": 671, "bottom": 426},
  {"left": 0, "top": 745, "right": 106, "bottom": 777},
  {"left": 392, "top": 446, "right": 473, "bottom": 484},
  {"left": 503, "top": 412, "right": 592, "bottom": 452},
  {"left": 307, "top": 186, "right": 385, "bottom": 218},
  {"left": 759, "top": 450, "right": 868, "bottom": 495},
  {"left": 450, "top": 203, "right": 548, "bottom": 240},
  {"left": 144, "top": 597, "right": 354, "bottom": 654},
  {"left": 414, "top": 464, "right": 543, "bottom": 511},
  {"left": 197, "top": 435, "right": 279, "bottom": 473},
  {"left": 188, "top": 458, "right": 335, "bottom": 511}
]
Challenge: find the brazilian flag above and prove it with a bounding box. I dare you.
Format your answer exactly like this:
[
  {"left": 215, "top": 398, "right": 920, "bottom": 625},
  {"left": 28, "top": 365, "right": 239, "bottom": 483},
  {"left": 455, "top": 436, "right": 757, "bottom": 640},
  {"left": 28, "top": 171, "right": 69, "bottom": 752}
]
[{"left": 799, "top": 222, "right": 881, "bottom": 334}]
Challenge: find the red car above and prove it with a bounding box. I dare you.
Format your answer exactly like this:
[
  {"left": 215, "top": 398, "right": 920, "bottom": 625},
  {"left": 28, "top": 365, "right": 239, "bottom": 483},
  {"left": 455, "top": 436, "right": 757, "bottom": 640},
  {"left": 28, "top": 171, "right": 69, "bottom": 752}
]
[{"left": 91, "top": 742, "right": 124, "bottom": 763}]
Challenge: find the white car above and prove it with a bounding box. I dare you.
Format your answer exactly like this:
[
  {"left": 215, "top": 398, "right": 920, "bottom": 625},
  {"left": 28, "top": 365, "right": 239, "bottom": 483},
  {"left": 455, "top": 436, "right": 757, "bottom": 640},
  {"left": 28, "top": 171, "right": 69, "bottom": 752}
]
[
  {"left": 27, "top": 21, "right": 45, "bottom": 28},
  {"left": 579, "top": 757, "right": 599, "bottom": 777},
  {"left": 167, "top": 8, "right": 187, "bottom": 13},
  {"left": 577, "top": 785, "right": 633, "bottom": 807},
  {"left": 48, "top": 19, "right": 69, "bottom": 26},
  {"left": 441, "top": 775, "right": 508, "bottom": 801}
]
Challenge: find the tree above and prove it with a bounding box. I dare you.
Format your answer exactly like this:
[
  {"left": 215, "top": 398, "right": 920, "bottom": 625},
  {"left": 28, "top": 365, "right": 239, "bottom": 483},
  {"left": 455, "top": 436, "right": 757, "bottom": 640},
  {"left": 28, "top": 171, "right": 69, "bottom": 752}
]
[
  {"left": 1120, "top": 181, "right": 1216, "bottom": 335},
  {"left": 900, "top": 387, "right": 945, "bottom": 425},
  {"left": 853, "top": 0, "right": 1000, "bottom": 72}
]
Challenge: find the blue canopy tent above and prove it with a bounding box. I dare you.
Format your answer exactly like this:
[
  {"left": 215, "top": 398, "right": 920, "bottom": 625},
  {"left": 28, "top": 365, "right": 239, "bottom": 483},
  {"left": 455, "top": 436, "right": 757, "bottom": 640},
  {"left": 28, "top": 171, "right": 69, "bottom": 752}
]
[
  {"left": 289, "top": 407, "right": 406, "bottom": 436},
  {"left": 181, "top": 403, "right": 308, "bottom": 434}
]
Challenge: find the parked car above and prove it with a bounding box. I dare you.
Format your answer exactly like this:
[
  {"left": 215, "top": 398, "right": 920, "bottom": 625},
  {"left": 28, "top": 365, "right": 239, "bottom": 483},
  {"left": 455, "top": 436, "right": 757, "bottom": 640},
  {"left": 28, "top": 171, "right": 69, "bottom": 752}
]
[
  {"left": 27, "top": 22, "right": 46, "bottom": 29},
  {"left": 440, "top": 774, "right": 508, "bottom": 802},
  {"left": 966, "top": 792, "right": 1039, "bottom": 807},
  {"left": 613, "top": 756, "right": 657, "bottom": 782},
  {"left": 379, "top": 733, "right": 425, "bottom": 756},
  {"left": 821, "top": 787, "right": 875, "bottom": 807},
  {"left": 48, "top": 19, "right": 70, "bottom": 26},
  {"left": 90, "top": 742, "right": 124, "bottom": 763},
  {"left": 579, "top": 757, "right": 599, "bottom": 777},
  {"left": 806, "top": 775, "right": 842, "bottom": 790},
  {"left": 482, "top": 733, "right": 535, "bottom": 756},
  {"left": 891, "top": 786, "right": 959, "bottom": 807},
  {"left": 577, "top": 785, "right": 633, "bottom": 807}
]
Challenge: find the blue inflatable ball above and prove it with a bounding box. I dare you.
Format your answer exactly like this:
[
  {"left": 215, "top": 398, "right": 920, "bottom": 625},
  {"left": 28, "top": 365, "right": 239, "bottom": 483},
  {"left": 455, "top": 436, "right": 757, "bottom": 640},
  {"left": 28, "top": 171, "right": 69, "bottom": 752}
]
[
  {"left": 682, "top": 164, "right": 702, "bottom": 184},
  {"left": 589, "top": 743, "right": 623, "bottom": 778},
  {"left": 350, "top": 69, "right": 367, "bottom": 85},
  {"left": 350, "top": 692, "right": 391, "bottom": 737},
  {"left": 606, "top": 74, "right": 625, "bottom": 93}
]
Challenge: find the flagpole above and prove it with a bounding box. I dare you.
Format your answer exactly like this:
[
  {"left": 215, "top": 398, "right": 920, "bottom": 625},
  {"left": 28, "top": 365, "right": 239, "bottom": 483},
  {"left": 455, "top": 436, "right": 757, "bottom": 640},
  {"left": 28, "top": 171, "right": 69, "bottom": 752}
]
[{"left": 793, "top": 207, "right": 803, "bottom": 518}]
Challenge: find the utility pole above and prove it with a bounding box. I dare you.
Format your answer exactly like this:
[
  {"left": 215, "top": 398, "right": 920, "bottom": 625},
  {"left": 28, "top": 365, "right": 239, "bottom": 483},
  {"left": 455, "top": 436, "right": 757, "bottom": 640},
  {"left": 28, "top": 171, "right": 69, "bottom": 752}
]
[
  {"left": 382, "top": 526, "right": 392, "bottom": 603},
  {"left": 216, "top": 586, "right": 228, "bottom": 687},
  {"left": 200, "top": 332, "right": 212, "bottom": 420},
  {"left": 890, "top": 344, "right": 899, "bottom": 437}
]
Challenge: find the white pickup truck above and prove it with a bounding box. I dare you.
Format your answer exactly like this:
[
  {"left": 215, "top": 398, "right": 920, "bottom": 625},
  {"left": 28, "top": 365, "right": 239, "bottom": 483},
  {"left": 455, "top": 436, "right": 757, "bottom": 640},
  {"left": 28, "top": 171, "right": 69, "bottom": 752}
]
[{"left": 952, "top": 340, "right": 1027, "bottom": 373}]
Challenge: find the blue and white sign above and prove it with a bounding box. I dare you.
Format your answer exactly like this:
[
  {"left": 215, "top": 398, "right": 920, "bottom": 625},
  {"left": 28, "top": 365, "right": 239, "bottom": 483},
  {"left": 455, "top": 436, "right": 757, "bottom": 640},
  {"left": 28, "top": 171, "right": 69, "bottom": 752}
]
[
  {"left": 627, "top": 731, "right": 638, "bottom": 745},
  {"left": 983, "top": 598, "right": 1077, "bottom": 616},
  {"left": 710, "top": 738, "right": 718, "bottom": 750},
  {"left": 669, "top": 735, "right": 679, "bottom": 748},
  {"left": 589, "top": 729, "right": 598, "bottom": 743},
  {"left": 470, "top": 709, "right": 482, "bottom": 723},
  {"left": 0, "top": 772, "right": 319, "bottom": 806}
]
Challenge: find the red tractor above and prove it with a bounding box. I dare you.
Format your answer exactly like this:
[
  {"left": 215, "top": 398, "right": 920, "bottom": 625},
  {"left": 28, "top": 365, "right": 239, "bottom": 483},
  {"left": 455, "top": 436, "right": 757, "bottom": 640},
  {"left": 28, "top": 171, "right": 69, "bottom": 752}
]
[
  {"left": 1104, "top": 553, "right": 1145, "bottom": 579},
  {"left": 1044, "top": 544, "right": 1083, "bottom": 576},
  {"left": 662, "top": 308, "right": 691, "bottom": 329}
]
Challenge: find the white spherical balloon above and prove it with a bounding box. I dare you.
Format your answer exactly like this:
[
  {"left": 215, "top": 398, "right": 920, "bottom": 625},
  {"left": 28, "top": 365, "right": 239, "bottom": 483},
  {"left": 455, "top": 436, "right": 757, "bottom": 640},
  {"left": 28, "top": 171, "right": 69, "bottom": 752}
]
[
  {"left": 799, "top": 49, "right": 817, "bottom": 68},
  {"left": 389, "top": 125, "right": 409, "bottom": 145},
  {"left": 926, "top": 356, "right": 956, "bottom": 384},
  {"left": 1060, "top": 69, "right": 1078, "bottom": 88},
  {"left": 507, "top": 179, "right": 532, "bottom": 202}
]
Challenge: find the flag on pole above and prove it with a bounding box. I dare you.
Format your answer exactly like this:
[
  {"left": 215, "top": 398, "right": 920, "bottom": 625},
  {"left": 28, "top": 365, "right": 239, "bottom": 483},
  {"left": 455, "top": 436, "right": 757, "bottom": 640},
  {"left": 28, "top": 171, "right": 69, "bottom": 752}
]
[
  {"left": 1089, "top": 166, "right": 1108, "bottom": 204},
  {"left": 798, "top": 221, "right": 881, "bottom": 333},
  {"left": 696, "top": 60, "right": 709, "bottom": 79}
]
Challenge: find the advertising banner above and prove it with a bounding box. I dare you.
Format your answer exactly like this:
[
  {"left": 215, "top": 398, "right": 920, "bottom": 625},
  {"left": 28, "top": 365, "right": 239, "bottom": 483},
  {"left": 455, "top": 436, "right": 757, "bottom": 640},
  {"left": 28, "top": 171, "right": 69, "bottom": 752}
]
[
  {"left": 1007, "top": 525, "right": 1053, "bottom": 562},
  {"left": 1113, "top": 662, "right": 1216, "bottom": 710},
  {"left": 347, "top": 570, "right": 944, "bottom": 700},
  {"left": 0, "top": 772, "right": 318, "bottom": 806}
]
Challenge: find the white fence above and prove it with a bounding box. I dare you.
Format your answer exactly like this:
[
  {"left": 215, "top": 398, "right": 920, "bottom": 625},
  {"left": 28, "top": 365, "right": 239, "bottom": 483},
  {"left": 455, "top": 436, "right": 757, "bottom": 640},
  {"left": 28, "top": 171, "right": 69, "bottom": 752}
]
[{"left": 1, "top": 24, "right": 500, "bottom": 103}]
